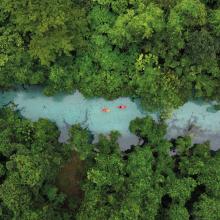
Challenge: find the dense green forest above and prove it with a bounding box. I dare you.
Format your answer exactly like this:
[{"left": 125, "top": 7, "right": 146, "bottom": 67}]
[
  {"left": 1, "top": 107, "right": 220, "bottom": 219},
  {"left": 1, "top": 0, "right": 220, "bottom": 219},
  {"left": 0, "top": 0, "right": 220, "bottom": 110}
]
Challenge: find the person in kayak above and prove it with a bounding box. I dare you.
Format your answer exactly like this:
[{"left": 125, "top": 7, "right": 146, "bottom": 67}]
[
  {"left": 117, "top": 105, "right": 127, "bottom": 109},
  {"left": 101, "top": 107, "right": 110, "bottom": 112}
]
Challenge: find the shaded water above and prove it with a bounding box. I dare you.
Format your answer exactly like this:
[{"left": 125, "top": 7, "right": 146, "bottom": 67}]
[{"left": 0, "top": 87, "right": 220, "bottom": 150}]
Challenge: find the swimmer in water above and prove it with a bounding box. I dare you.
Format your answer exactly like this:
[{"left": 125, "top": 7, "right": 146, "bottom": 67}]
[{"left": 101, "top": 107, "right": 110, "bottom": 112}]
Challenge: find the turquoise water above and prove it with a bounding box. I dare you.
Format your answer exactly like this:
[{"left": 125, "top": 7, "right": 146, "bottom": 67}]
[
  {"left": 0, "top": 87, "right": 150, "bottom": 149},
  {"left": 1, "top": 87, "right": 220, "bottom": 150},
  {"left": 166, "top": 101, "right": 220, "bottom": 134},
  {"left": 165, "top": 101, "right": 220, "bottom": 150}
]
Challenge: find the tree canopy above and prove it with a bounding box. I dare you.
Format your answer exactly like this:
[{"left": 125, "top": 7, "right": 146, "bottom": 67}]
[
  {"left": 0, "top": 108, "right": 220, "bottom": 219},
  {"left": 71, "top": 116, "right": 220, "bottom": 219},
  {"left": 0, "top": 0, "right": 219, "bottom": 111},
  {"left": 0, "top": 107, "right": 75, "bottom": 219},
  {"left": 0, "top": 0, "right": 220, "bottom": 219}
]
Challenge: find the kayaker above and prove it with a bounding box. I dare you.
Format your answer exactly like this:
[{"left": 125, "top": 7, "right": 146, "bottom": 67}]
[
  {"left": 101, "top": 107, "right": 110, "bottom": 112},
  {"left": 117, "top": 105, "right": 127, "bottom": 109}
]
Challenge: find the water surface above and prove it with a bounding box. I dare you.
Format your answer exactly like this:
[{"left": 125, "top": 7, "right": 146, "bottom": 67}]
[
  {"left": 1, "top": 88, "right": 220, "bottom": 150},
  {"left": 0, "top": 88, "right": 148, "bottom": 150}
]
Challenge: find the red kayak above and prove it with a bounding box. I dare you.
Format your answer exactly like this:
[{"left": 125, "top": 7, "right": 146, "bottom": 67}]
[{"left": 117, "top": 105, "right": 127, "bottom": 109}]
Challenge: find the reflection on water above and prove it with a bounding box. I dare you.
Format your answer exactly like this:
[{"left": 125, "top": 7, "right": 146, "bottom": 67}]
[
  {"left": 206, "top": 104, "right": 220, "bottom": 113},
  {"left": 0, "top": 87, "right": 220, "bottom": 150}
]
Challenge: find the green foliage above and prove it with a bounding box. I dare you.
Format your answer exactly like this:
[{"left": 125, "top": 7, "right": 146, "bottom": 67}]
[
  {"left": 169, "top": 0, "right": 207, "bottom": 30},
  {"left": 0, "top": 108, "right": 74, "bottom": 219},
  {"left": 167, "top": 205, "right": 189, "bottom": 220},
  {"left": 198, "top": 153, "right": 220, "bottom": 198},
  {"left": 129, "top": 116, "right": 167, "bottom": 145},
  {"left": 109, "top": 3, "right": 164, "bottom": 47},
  {"left": 131, "top": 53, "right": 183, "bottom": 110},
  {"left": 193, "top": 195, "right": 220, "bottom": 219},
  {"left": 1, "top": 0, "right": 88, "bottom": 65},
  {"left": 167, "top": 178, "right": 197, "bottom": 204},
  {"left": 0, "top": 0, "right": 219, "bottom": 110},
  {"left": 1, "top": 109, "right": 220, "bottom": 219},
  {"left": 72, "top": 116, "right": 220, "bottom": 219},
  {"left": 0, "top": 0, "right": 88, "bottom": 90},
  {"left": 210, "top": 9, "right": 220, "bottom": 36},
  {"left": 1, "top": 0, "right": 220, "bottom": 217},
  {"left": 69, "top": 124, "right": 94, "bottom": 160}
]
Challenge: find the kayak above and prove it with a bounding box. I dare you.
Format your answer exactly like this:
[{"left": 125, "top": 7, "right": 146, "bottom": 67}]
[
  {"left": 101, "top": 107, "right": 110, "bottom": 112},
  {"left": 117, "top": 105, "right": 127, "bottom": 109}
]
